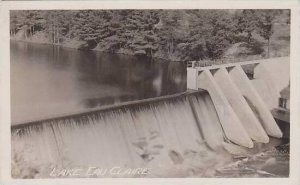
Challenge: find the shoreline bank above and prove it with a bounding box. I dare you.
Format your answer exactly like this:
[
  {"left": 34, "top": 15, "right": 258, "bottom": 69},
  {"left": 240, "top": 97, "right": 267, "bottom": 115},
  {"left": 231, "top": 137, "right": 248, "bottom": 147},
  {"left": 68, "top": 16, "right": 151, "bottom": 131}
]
[
  {"left": 10, "top": 38, "right": 178, "bottom": 63},
  {"left": 11, "top": 38, "right": 289, "bottom": 66}
]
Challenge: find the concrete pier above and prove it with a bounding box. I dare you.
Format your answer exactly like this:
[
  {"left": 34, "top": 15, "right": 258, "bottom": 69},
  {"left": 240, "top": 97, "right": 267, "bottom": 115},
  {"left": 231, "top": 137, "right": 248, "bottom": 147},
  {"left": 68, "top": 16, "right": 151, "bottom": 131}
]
[
  {"left": 213, "top": 67, "right": 269, "bottom": 143},
  {"left": 197, "top": 69, "right": 254, "bottom": 148},
  {"left": 229, "top": 66, "right": 282, "bottom": 138},
  {"left": 187, "top": 57, "right": 289, "bottom": 144}
]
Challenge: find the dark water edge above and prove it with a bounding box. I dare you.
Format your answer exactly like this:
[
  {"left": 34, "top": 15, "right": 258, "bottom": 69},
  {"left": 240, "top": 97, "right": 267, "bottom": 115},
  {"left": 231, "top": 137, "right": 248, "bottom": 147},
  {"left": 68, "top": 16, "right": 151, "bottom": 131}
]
[
  {"left": 216, "top": 143, "right": 289, "bottom": 178},
  {"left": 10, "top": 38, "right": 181, "bottom": 63}
]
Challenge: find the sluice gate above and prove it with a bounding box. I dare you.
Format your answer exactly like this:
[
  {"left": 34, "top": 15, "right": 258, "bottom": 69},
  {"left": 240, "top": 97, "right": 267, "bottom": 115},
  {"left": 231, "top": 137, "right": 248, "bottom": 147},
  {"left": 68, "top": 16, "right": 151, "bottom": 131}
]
[{"left": 11, "top": 57, "right": 289, "bottom": 177}]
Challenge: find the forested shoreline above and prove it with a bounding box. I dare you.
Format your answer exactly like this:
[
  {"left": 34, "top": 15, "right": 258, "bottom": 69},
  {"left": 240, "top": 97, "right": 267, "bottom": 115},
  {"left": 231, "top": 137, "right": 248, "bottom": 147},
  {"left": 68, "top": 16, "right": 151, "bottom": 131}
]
[{"left": 10, "top": 9, "right": 290, "bottom": 62}]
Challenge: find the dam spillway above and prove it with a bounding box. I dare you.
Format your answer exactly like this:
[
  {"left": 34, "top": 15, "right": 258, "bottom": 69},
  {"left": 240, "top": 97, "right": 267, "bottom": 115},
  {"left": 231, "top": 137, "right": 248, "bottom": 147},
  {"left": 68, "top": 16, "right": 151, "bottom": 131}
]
[
  {"left": 12, "top": 91, "right": 230, "bottom": 177},
  {"left": 11, "top": 57, "right": 290, "bottom": 178}
]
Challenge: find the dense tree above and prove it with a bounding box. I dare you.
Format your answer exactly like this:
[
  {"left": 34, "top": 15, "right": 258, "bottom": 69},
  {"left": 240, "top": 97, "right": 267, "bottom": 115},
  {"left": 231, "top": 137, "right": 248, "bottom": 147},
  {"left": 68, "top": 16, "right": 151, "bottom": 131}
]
[
  {"left": 256, "top": 10, "right": 279, "bottom": 57},
  {"left": 10, "top": 9, "right": 289, "bottom": 61}
]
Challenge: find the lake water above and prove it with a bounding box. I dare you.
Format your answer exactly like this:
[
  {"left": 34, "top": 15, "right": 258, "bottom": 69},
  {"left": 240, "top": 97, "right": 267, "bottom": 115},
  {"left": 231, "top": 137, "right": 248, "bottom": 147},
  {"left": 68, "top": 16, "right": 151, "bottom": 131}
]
[{"left": 11, "top": 41, "right": 186, "bottom": 124}]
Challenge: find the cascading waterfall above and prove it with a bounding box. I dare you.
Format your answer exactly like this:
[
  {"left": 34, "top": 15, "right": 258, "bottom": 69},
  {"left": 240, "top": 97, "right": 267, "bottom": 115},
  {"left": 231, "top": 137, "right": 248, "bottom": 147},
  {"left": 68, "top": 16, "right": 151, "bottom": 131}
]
[{"left": 11, "top": 91, "right": 239, "bottom": 178}]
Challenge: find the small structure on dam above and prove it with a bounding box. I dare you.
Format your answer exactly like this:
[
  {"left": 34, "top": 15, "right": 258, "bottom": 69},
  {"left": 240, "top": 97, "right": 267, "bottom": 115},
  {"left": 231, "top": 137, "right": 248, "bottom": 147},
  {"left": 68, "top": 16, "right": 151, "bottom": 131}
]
[{"left": 11, "top": 57, "right": 290, "bottom": 178}]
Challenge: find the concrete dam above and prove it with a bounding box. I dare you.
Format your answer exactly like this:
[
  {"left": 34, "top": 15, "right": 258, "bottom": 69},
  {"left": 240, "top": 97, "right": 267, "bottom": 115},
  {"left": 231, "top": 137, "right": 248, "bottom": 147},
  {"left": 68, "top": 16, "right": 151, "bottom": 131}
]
[{"left": 11, "top": 57, "right": 290, "bottom": 178}]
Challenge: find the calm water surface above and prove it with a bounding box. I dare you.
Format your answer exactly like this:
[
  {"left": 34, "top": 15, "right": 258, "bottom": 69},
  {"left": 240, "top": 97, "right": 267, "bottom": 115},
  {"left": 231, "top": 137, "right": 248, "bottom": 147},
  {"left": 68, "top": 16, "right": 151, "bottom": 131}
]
[{"left": 11, "top": 41, "right": 186, "bottom": 124}]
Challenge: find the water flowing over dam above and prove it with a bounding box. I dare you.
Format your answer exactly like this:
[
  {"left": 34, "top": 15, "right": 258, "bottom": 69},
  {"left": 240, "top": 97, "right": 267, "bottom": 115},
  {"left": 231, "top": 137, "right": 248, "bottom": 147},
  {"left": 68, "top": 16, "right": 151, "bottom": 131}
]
[
  {"left": 12, "top": 91, "right": 232, "bottom": 177},
  {"left": 11, "top": 56, "right": 290, "bottom": 178}
]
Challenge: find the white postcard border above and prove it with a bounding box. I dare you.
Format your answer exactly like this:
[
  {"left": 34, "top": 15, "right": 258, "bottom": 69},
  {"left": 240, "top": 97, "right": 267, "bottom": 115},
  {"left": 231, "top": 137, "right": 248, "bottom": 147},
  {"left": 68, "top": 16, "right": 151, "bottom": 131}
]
[{"left": 0, "top": 1, "right": 299, "bottom": 185}]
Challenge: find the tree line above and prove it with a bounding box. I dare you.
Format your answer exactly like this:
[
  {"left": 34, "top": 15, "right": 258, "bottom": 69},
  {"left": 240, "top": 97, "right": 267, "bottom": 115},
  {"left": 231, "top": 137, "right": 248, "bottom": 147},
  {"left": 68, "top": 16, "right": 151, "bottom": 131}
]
[{"left": 10, "top": 9, "right": 289, "bottom": 62}]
